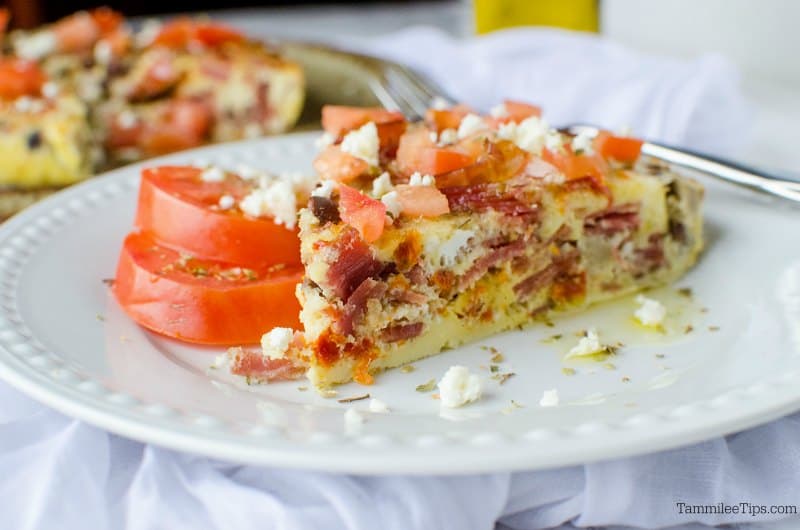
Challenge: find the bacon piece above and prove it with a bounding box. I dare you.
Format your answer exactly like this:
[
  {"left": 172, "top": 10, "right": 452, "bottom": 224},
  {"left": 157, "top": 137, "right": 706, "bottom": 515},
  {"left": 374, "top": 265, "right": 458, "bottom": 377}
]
[
  {"left": 390, "top": 289, "right": 428, "bottom": 305},
  {"left": 458, "top": 238, "right": 528, "bottom": 290},
  {"left": 634, "top": 233, "right": 665, "bottom": 271},
  {"left": 381, "top": 322, "right": 424, "bottom": 343},
  {"left": 337, "top": 278, "right": 387, "bottom": 336},
  {"left": 326, "top": 228, "right": 383, "bottom": 299},
  {"left": 514, "top": 262, "right": 559, "bottom": 298},
  {"left": 441, "top": 182, "right": 538, "bottom": 217},
  {"left": 584, "top": 203, "right": 640, "bottom": 236},
  {"left": 228, "top": 347, "right": 305, "bottom": 382}
]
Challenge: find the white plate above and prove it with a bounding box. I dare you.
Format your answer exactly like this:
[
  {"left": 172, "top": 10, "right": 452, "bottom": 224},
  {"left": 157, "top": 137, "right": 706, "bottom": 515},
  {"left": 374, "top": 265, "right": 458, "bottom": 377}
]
[{"left": 0, "top": 132, "right": 799, "bottom": 475}]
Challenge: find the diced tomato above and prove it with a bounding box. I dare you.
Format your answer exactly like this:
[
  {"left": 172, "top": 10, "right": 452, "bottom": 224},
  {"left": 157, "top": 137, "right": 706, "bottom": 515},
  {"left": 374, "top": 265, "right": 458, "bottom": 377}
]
[
  {"left": 153, "top": 18, "right": 244, "bottom": 49},
  {"left": 424, "top": 104, "right": 471, "bottom": 132},
  {"left": 394, "top": 185, "right": 450, "bottom": 217},
  {"left": 433, "top": 138, "right": 529, "bottom": 188},
  {"left": 593, "top": 131, "right": 644, "bottom": 163},
  {"left": 0, "top": 59, "right": 46, "bottom": 100},
  {"left": 99, "top": 29, "right": 132, "bottom": 57},
  {"left": 337, "top": 184, "right": 386, "bottom": 243},
  {"left": 313, "top": 146, "right": 369, "bottom": 183},
  {"left": 113, "top": 232, "right": 301, "bottom": 345},
  {"left": 89, "top": 7, "right": 124, "bottom": 34},
  {"left": 139, "top": 99, "right": 213, "bottom": 156},
  {"left": 126, "top": 51, "right": 181, "bottom": 102},
  {"left": 0, "top": 8, "right": 10, "bottom": 35},
  {"left": 542, "top": 147, "right": 607, "bottom": 182},
  {"left": 321, "top": 106, "right": 404, "bottom": 138},
  {"left": 396, "top": 127, "right": 476, "bottom": 176},
  {"left": 53, "top": 11, "right": 101, "bottom": 53},
  {"left": 136, "top": 166, "right": 300, "bottom": 268},
  {"left": 502, "top": 100, "right": 542, "bottom": 122}
]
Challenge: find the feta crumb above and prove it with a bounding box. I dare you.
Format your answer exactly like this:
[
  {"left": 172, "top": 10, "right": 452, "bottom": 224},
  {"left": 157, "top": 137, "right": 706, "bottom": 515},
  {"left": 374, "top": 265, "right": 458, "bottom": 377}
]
[
  {"left": 430, "top": 96, "right": 450, "bottom": 110},
  {"left": 369, "top": 398, "right": 390, "bottom": 413},
  {"left": 571, "top": 129, "right": 595, "bottom": 155},
  {"left": 566, "top": 328, "right": 605, "bottom": 359},
  {"left": 344, "top": 407, "right": 365, "bottom": 426},
  {"left": 283, "top": 171, "right": 317, "bottom": 196},
  {"left": 14, "top": 96, "right": 34, "bottom": 113},
  {"left": 340, "top": 122, "right": 379, "bottom": 166},
  {"left": 94, "top": 40, "right": 113, "bottom": 65},
  {"left": 539, "top": 389, "right": 560, "bottom": 407},
  {"left": 260, "top": 327, "right": 294, "bottom": 360},
  {"left": 408, "top": 172, "right": 435, "bottom": 187},
  {"left": 438, "top": 366, "right": 483, "bottom": 408},
  {"left": 116, "top": 110, "right": 138, "bottom": 130},
  {"left": 239, "top": 180, "right": 297, "bottom": 228},
  {"left": 497, "top": 116, "right": 549, "bottom": 153},
  {"left": 218, "top": 195, "right": 235, "bottom": 210},
  {"left": 312, "top": 179, "right": 337, "bottom": 199},
  {"left": 315, "top": 131, "right": 335, "bottom": 150},
  {"left": 437, "top": 229, "right": 474, "bottom": 266},
  {"left": 634, "top": 295, "right": 667, "bottom": 327},
  {"left": 234, "top": 164, "right": 261, "bottom": 180},
  {"left": 41, "top": 82, "right": 59, "bottom": 99},
  {"left": 200, "top": 166, "right": 226, "bottom": 183},
  {"left": 243, "top": 123, "right": 262, "bottom": 139},
  {"left": 212, "top": 353, "right": 229, "bottom": 369},
  {"left": 371, "top": 172, "right": 394, "bottom": 197},
  {"left": 437, "top": 128, "right": 458, "bottom": 146},
  {"left": 489, "top": 103, "right": 509, "bottom": 118},
  {"left": 13, "top": 31, "right": 57, "bottom": 60},
  {"left": 457, "top": 113, "right": 488, "bottom": 139},
  {"left": 617, "top": 124, "right": 634, "bottom": 137},
  {"left": 381, "top": 190, "right": 401, "bottom": 217},
  {"left": 135, "top": 19, "right": 162, "bottom": 48},
  {"left": 544, "top": 130, "right": 565, "bottom": 152}
]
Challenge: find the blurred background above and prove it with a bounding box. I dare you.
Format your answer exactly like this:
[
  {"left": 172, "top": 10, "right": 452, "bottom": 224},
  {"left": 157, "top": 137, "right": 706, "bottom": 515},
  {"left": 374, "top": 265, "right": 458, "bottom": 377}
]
[{"left": 3, "top": 0, "right": 798, "bottom": 173}]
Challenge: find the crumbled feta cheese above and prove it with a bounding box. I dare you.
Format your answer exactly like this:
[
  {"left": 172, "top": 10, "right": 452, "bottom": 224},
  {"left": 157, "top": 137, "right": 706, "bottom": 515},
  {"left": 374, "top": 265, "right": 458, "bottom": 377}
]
[
  {"left": 436, "top": 229, "right": 474, "bottom": 266},
  {"left": 283, "top": 171, "right": 317, "bottom": 196},
  {"left": 260, "top": 327, "right": 294, "bottom": 359},
  {"left": 438, "top": 366, "right": 483, "bottom": 408},
  {"left": 312, "top": 179, "right": 337, "bottom": 199},
  {"left": 634, "top": 295, "right": 667, "bottom": 327},
  {"left": 437, "top": 128, "right": 458, "bottom": 146},
  {"left": 344, "top": 407, "right": 365, "bottom": 426},
  {"left": 457, "top": 113, "right": 488, "bottom": 139},
  {"left": 430, "top": 96, "right": 450, "bottom": 110},
  {"left": 116, "top": 110, "right": 138, "bottom": 130},
  {"left": 244, "top": 123, "right": 262, "bottom": 139},
  {"left": 381, "top": 190, "right": 401, "bottom": 217},
  {"left": 235, "top": 164, "right": 260, "bottom": 180},
  {"left": 314, "top": 131, "right": 335, "bottom": 150},
  {"left": 13, "top": 31, "right": 57, "bottom": 60},
  {"left": 93, "top": 40, "right": 112, "bottom": 65},
  {"left": 200, "top": 166, "right": 226, "bottom": 183},
  {"left": 218, "top": 195, "right": 235, "bottom": 210},
  {"left": 135, "top": 19, "right": 162, "bottom": 48},
  {"left": 14, "top": 97, "right": 34, "bottom": 113},
  {"left": 489, "top": 103, "right": 509, "bottom": 119},
  {"left": 239, "top": 180, "right": 297, "bottom": 227},
  {"left": 369, "top": 398, "right": 390, "bottom": 413},
  {"left": 571, "top": 129, "right": 595, "bottom": 155},
  {"left": 408, "top": 172, "right": 435, "bottom": 187},
  {"left": 566, "top": 328, "right": 605, "bottom": 359},
  {"left": 78, "top": 77, "right": 102, "bottom": 102},
  {"left": 41, "top": 82, "right": 59, "bottom": 99},
  {"left": 497, "top": 116, "right": 549, "bottom": 153},
  {"left": 340, "top": 122, "right": 379, "bottom": 166},
  {"left": 371, "top": 172, "right": 394, "bottom": 197},
  {"left": 544, "top": 130, "right": 565, "bottom": 152},
  {"left": 617, "top": 124, "right": 634, "bottom": 137},
  {"left": 212, "top": 352, "right": 230, "bottom": 369},
  {"left": 539, "top": 389, "right": 560, "bottom": 407}
]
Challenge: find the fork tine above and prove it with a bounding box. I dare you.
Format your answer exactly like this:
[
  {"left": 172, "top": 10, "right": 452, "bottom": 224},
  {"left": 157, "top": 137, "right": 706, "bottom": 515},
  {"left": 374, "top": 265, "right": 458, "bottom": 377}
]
[
  {"left": 393, "top": 64, "right": 454, "bottom": 106},
  {"left": 385, "top": 67, "right": 430, "bottom": 119},
  {"left": 371, "top": 75, "right": 420, "bottom": 119}
]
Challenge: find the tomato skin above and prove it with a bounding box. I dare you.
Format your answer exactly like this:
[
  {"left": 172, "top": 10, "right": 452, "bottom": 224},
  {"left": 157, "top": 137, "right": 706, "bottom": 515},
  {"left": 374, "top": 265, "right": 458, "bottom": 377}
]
[
  {"left": 153, "top": 18, "right": 244, "bottom": 49},
  {"left": 313, "top": 146, "right": 369, "bottom": 182},
  {"left": 394, "top": 185, "right": 450, "bottom": 217},
  {"left": 321, "top": 106, "right": 404, "bottom": 137},
  {"left": 89, "top": 7, "right": 124, "bottom": 34},
  {"left": 0, "top": 8, "right": 9, "bottom": 34},
  {"left": 0, "top": 59, "right": 46, "bottom": 100},
  {"left": 113, "top": 232, "right": 301, "bottom": 345},
  {"left": 424, "top": 104, "right": 471, "bottom": 132},
  {"left": 502, "top": 100, "right": 542, "bottom": 122},
  {"left": 593, "top": 131, "right": 644, "bottom": 163},
  {"left": 337, "top": 184, "right": 386, "bottom": 243},
  {"left": 136, "top": 166, "right": 300, "bottom": 268}
]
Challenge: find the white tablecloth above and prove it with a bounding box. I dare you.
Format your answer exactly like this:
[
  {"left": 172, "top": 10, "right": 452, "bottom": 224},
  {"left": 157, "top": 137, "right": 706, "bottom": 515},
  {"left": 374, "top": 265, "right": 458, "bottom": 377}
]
[{"left": 3, "top": 26, "right": 797, "bottom": 530}]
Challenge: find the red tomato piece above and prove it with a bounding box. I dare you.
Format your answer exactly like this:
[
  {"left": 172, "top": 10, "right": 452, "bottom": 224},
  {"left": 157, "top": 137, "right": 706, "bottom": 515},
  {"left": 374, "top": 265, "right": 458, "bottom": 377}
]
[
  {"left": 89, "top": 7, "right": 124, "bottom": 34},
  {"left": 394, "top": 185, "right": 450, "bottom": 217},
  {"left": 396, "top": 127, "right": 476, "bottom": 176},
  {"left": 542, "top": 147, "right": 607, "bottom": 182},
  {"left": 424, "top": 104, "right": 471, "bottom": 132},
  {"left": 593, "top": 131, "right": 644, "bottom": 163},
  {"left": 321, "top": 105, "right": 405, "bottom": 137},
  {"left": 313, "top": 146, "right": 369, "bottom": 183},
  {"left": 0, "top": 59, "right": 46, "bottom": 100},
  {"left": 0, "top": 8, "right": 10, "bottom": 35},
  {"left": 153, "top": 18, "right": 244, "bottom": 49},
  {"left": 337, "top": 184, "right": 386, "bottom": 242},
  {"left": 52, "top": 11, "right": 101, "bottom": 53},
  {"left": 136, "top": 166, "right": 300, "bottom": 268},
  {"left": 139, "top": 99, "right": 213, "bottom": 156},
  {"left": 113, "top": 232, "right": 301, "bottom": 345},
  {"left": 502, "top": 100, "right": 542, "bottom": 122}
]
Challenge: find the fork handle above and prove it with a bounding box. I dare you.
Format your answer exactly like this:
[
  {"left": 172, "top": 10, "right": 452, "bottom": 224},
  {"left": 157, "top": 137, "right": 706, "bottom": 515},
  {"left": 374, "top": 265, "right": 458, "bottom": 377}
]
[{"left": 642, "top": 142, "right": 800, "bottom": 204}]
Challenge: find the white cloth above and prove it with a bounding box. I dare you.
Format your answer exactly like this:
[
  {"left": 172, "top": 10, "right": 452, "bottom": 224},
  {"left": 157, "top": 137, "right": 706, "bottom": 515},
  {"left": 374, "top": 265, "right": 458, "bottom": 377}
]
[{"left": 2, "top": 27, "right": 790, "bottom": 530}]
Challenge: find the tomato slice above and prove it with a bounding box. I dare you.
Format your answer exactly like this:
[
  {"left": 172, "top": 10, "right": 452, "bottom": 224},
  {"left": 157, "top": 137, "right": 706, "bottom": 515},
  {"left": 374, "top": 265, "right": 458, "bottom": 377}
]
[
  {"left": 153, "top": 18, "right": 244, "bottom": 49},
  {"left": 313, "top": 146, "right": 369, "bottom": 182},
  {"left": 394, "top": 185, "right": 450, "bottom": 218},
  {"left": 593, "top": 131, "right": 644, "bottom": 163},
  {"left": 0, "top": 59, "right": 46, "bottom": 100},
  {"left": 337, "top": 184, "right": 386, "bottom": 242},
  {"left": 136, "top": 166, "right": 300, "bottom": 268},
  {"left": 113, "top": 232, "right": 301, "bottom": 345}
]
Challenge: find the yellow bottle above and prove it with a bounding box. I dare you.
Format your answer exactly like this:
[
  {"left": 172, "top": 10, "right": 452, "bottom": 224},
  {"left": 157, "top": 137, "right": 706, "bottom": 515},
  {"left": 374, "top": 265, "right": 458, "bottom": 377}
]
[{"left": 474, "top": 0, "right": 599, "bottom": 34}]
